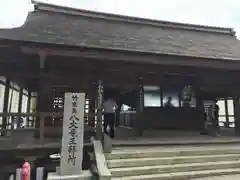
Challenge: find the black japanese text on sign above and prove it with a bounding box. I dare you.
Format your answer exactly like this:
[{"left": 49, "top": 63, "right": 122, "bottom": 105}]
[{"left": 67, "top": 94, "right": 79, "bottom": 165}]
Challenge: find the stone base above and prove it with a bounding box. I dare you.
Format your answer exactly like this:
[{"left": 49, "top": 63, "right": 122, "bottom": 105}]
[
  {"left": 47, "top": 170, "right": 92, "bottom": 180},
  {"left": 103, "top": 133, "right": 112, "bottom": 153}
]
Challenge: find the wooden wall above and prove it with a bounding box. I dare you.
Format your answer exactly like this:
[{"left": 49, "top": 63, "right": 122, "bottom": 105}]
[{"left": 141, "top": 107, "right": 204, "bottom": 130}]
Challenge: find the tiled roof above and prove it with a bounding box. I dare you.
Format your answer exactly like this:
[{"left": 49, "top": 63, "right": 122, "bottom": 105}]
[{"left": 0, "top": 1, "right": 240, "bottom": 60}]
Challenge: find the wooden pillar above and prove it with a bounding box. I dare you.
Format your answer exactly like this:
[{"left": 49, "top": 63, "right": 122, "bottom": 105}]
[
  {"left": 196, "top": 85, "right": 205, "bottom": 130},
  {"left": 233, "top": 96, "right": 240, "bottom": 135},
  {"left": 95, "top": 79, "right": 104, "bottom": 140},
  {"left": 38, "top": 51, "right": 47, "bottom": 143},
  {"left": 38, "top": 85, "right": 46, "bottom": 143},
  {"left": 17, "top": 88, "right": 23, "bottom": 128},
  {"left": 224, "top": 97, "right": 230, "bottom": 128},
  {"left": 35, "top": 91, "right": 40, "bottom": 129},
  {"left": 37, "top": 84, "right": 53, "bottom": 143},
  {"left": 135, "top": 77, "right": 144, "bottom": 136},
  {"left": 196, "top": 87, "right": 202, "bottom": 109},
  {"left": 26, "top": 91, "right": 31, "bottom": 126},
  {"left": 39, "top": 111, "right": 45, "bottom": 144},
  {"left": 34, "top": 88, "right": 41, "bottom": 143},
  {"left": 2, "top": 78, "right": 10, "bottom": 131},
  {"left": 115, "top": 101, "right": 122, "bottom": 127},
  {"left": 88, "top": 96, "right": 95, "bottom": 127}
]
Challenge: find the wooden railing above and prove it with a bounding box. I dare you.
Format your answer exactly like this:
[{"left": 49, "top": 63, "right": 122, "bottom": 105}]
[{"left": 0, "top": 112, "right": 96, "bottom": 146}]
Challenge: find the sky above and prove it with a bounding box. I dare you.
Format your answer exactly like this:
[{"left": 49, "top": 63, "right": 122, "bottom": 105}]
[{"left": 1, "top": 0, "right": 240, "bottom": 37}]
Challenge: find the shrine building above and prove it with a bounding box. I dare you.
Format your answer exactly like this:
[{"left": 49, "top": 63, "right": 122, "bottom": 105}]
[{"left": 0, "top": 1, "right": 240, "bottom": 162}]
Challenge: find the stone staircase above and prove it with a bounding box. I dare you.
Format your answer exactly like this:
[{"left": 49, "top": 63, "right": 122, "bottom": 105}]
[{"left": 105, "top": 145, "right": 240, "bottom": 179}]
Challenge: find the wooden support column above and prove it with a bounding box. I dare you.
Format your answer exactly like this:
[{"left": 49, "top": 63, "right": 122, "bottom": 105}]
[
  {"left": 95, "top": 79, "right": 104, "bottom": 140},
  {"left": 17, "top": 88, "right": 23, "bottom": 128},
  {"left": 224, "top": 97, "right": 230, "bottom": 128},
  {"left": 38, "top": 87, "right": 45, "bottom": 144},
  {"left": 2, "top": 78, "right": 10, "bottom": 131},
  {"left": 26, "top": 91, "right": 31, "bottom": 126},
  {"left": 88, "top": 97, "right": 95, "bottom": 127},
  {"left": 196, "top": 90, "right": 203, "bottom": 110},
  {"left": 35, "top": 92, "right": 40, "bottom": 129},
  {"left": 39, "top": 111, "right": 45, "bottom": 144},
  {"left": 196, "top": 84, "right": 205, "bottom": 131},
  {"left": 135, "top": 77, "right": 144, "bottom": 136},
  {"left": 234, "top": 96, "right": 240, "bottom": 135},
  {"left": 38, "top": 51, "right": 46, "bottom": 143},
  {"left": 115, "top": 101, "right": 122, "bottom": 127}
]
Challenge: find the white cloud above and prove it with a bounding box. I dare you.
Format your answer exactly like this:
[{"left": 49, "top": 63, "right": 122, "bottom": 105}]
[{"left": 1, "top": 0, "right": 240, "bottom": 37}]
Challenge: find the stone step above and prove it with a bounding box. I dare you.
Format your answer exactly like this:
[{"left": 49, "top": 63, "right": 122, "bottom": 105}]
[
  {"left": 110, "top": 160, "right": 240, "bottom": 177},
  {"left": 107, "top": 154, "right": 240, "bottom": 168},
  {"left": 111, "top": 168, "right": 240, "bottom": 180},
  {"left": 112, "top": 137, "right": 240, "bottom": 148},
  {"left": 106, "top": 145, "right": 240, "bottom": 160}
]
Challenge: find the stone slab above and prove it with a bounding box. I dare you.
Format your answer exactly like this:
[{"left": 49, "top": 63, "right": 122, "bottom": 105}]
[
  {"left": 107, "top": 154, "right": 240, "bottom": 168},
  {"left": 92, "top": 140, "right": 111, "bottom": 179},
  {"left": 195, "top": 174, "right": 240, "bottom": 180},
  {"left": 110, "top": 160, "right": 240, "bottom": 177},
  {"left": 47, "top": 170, "right": 92, "bottom": 180},
  {"left": 60, "top": 93, "right": 85, "bottom": 175},
  {"left": 103, "top": 133, "right": 112, "bottom": 153},
  {"left": 111, "top": 168, "right": 240, "bottom": 180}
]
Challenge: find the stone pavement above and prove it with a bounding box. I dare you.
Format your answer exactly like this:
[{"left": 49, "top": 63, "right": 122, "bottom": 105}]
[{"left": 195, "top": 174, "right": 240, "bottom": 179}]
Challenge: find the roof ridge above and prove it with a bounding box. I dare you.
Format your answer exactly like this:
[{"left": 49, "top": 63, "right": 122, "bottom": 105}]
[{"left": 32, "top": 1, "right": 236, "bottom": 36}]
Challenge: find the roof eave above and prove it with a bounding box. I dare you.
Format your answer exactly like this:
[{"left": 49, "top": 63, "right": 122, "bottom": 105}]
[{"left": 0, "top": 38, "right": 238, "bottom": 62}]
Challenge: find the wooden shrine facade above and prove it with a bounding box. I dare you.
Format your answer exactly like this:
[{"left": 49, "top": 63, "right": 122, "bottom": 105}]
[
  {"left": 1, "top": 1, "right": 240, "bottom": 139},
  {"left": 0, "top": 39, "right": 240, "bottom": 136}
]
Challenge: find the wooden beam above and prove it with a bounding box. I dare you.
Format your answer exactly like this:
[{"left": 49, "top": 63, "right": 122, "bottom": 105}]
[
  {"left": 21, "top": 46, "right": 240, "bottom": 70},
  {"left": 38, "top": 51, "right": 47, "bottom": 69}
]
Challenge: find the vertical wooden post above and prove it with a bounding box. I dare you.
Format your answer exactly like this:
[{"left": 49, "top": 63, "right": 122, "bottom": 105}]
[
  {"left": 26, "top": 92, "right": 31, "bottom": 126},
  {"left": 139, "top": 78, "right": 144, "bottom": 113},
  {"left": 2, "top": 78, "right": 10, "bottom": 132},
  {"left": 115, "top": 101, "right": 121, "bottom": 127},
  {"left": 38, "top": 51, "right": 46, "bottom": 143},
  {"left": 233, "top": 96, "right": 240, "bottom": 135},
  {"left": 88, "top": 95, "right": 95, "bottom": 127},
  {"left": 39, "top": 113, "right": 45, "bottom": 144},
  {"left": 38, "top": 86, "right": 53, "bottom": 144},
  {"left": 96, "top": 79, "right": 104, "bottom": 140},
  {"left": 224, "top": 97, "right": 230, "bottom": 128},
  {"left": 35, "top": 91, "right": 40, "bottom": 130},
  {"left": 38, "top": 85, "right": 53, "bottom": 144},
  {"left": 17, "top": 88, "right": 23, "bottom": 128},
  {"left": 34, "top": 80, "right": 41, "bottom": 144},
  {"left": 135, "top": 77, "right": 144, "bottom": 136},
  {"left": 196, "top": 84, "right": 205, "bottom": 130}
]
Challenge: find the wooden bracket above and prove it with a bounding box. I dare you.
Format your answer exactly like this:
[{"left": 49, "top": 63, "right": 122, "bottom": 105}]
[{"left": 38, "top": 51, "right": 46, "bottom": 69}]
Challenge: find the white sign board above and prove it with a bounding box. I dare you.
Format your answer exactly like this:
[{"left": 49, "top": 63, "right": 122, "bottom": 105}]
[{"left": 60, "top": 93, "right": 85, "bottom": 176}]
